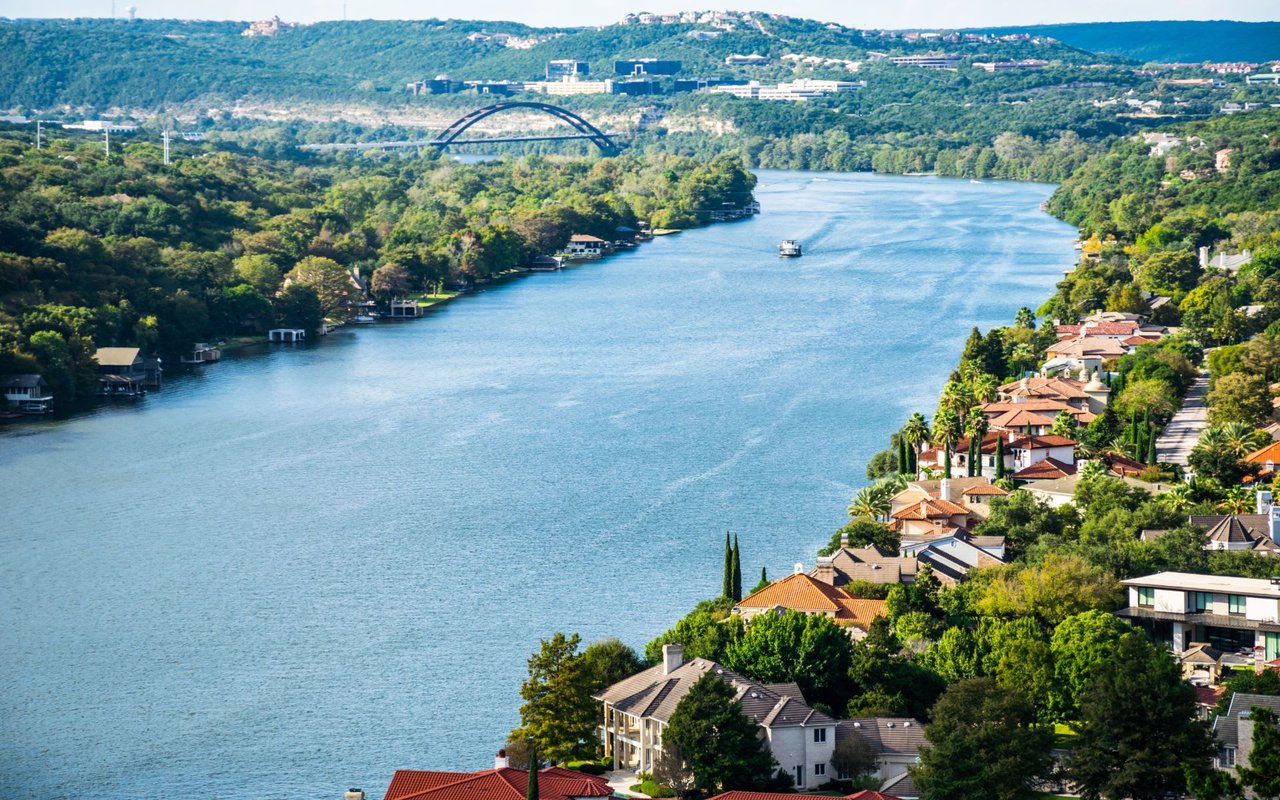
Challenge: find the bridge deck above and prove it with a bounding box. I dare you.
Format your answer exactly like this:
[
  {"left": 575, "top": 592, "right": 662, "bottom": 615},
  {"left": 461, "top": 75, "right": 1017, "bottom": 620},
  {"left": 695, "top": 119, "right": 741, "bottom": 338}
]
[{"left": 300, "top": 132, "right": 622, "bottom": 152}]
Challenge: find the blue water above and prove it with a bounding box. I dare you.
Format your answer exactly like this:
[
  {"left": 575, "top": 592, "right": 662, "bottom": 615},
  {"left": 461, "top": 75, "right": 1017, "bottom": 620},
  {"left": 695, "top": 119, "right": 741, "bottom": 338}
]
[{"left": 0, "top": 171, "right": 1074, "bottom": 799}]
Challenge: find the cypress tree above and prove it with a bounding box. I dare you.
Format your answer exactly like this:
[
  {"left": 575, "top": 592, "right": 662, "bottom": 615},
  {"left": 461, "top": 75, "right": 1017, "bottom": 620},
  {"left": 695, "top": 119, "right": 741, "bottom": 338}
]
[
  {"left": 1147, "top": 433, "right": 1159, "bottom": 465},
  {"left": 995, "top": 436, "right": 1006, "bottom": 479},
  {"left": 731, "top": 535, "right": 742, "bottom": 602},
  {"left": 526, "top": 744, "right": 539, "bottom": 800},
  {"left": 975, "top": 440, "right": 984, "bottom": 477},
  {"left": 722, "top": 532, "right": 732, "bottom": 599},
  {"left": 899, "top": 436, "right": 909, "bottom": 476},
  {"left": 944, "top": 441, "right": 952, "bottom": 479}
]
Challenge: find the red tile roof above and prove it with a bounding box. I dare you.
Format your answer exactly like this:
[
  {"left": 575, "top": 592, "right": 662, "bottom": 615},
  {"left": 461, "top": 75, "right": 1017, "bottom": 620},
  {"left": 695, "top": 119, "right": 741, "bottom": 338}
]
[
  {"left": 1008, "top": 434, "right": 1077, "bottom": 449},
  {"left": 385, "top": 768, "right": 611, "bottom": 800},
  {"left": 846, "top": 791, "right": 906, "bottom": 800},
  {"left": 1011, "top": 457, "right": 1077, "bottom": 480},
  {"left": 709, "top": 793, "right": 804, "bottom": 800},
  {"left": 962, "top": 484, "right": 1009, "bottom": 496}
]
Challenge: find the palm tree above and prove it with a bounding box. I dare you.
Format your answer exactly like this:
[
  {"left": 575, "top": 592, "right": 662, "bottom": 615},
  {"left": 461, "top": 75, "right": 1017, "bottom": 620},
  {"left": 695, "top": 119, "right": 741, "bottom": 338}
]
[
  {"left": 1219, "top": 421, "right": 1268, "bottom": 457},
  {"left": 902, "top": 413, "right": 932, "bottom": 454},
  {"left": 847, "top": 474, "right": 906, "bottom": 520},
  {"left": 971, "top": 372, "right": 999, "bottom": 404},
  {"left": 939, "top": 381, "right": 976, "bottom": 425},
  {"left": 1215, "top": 485, "right": 1254, "bottom": 515},
  {"left": 1162, "top": 482, "right": 1194, "bottom": 513},
  {"left": 933, "top": 407, "right": 963, "bottom": 480}
]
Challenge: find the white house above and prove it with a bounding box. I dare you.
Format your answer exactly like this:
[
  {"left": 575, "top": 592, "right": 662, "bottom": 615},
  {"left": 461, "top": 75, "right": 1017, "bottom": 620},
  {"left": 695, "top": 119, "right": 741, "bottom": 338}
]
[
  {"left": 595, "top": 645, "right": 836, "bottom": 788},
  {"left": 563, "top": 235, "right": 610, "bottom": 259},
  {"left": 1117, "top": 572, "right": 1280, "bottom": 660}
]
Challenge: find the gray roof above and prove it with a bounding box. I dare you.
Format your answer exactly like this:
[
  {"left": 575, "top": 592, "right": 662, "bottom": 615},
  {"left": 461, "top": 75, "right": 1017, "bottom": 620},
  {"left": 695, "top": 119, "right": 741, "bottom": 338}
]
[
  {"left": 880, "top": 770, "right": 919, "bottom": 799},
  {"left": 595, "top": 657, "right": 834, "bottom": 728},
  {"left": 1204, "top": 516, "right": 1266, "bottom": 547},
  {"left": 838, "top": 718, "right": 926, "bottom": 756},
  {"left": 0, "top": 374, "right": 46, "bottom": 389},
  {"left": 827, "top": 545, "right": 919, "bottom": 586},
  {"left": 1192, "top": 515, "right": 1268, "bottom": 539},
  {"left": 1214, "top": 692, "right": 1280, "bottom": 748}
]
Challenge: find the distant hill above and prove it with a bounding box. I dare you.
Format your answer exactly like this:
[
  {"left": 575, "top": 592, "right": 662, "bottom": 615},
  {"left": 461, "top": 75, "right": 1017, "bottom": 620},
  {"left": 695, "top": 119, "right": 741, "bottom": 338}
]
[{"left": 974, "top": 21, "right": 1280, "bottom": 64}]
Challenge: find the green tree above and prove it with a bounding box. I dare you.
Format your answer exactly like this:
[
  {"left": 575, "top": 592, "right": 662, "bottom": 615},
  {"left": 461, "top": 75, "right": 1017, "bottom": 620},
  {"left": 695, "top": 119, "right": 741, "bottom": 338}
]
[
  {"left": 831, "top": 730, "right": 877, "bottom": 780},
  {"left": 1137, "top": 250, "right": 1199, "bottom": 295},
  {"left": 233, "top": 253, "right": 285, "bottom": 295},
  {"left": 975, "top": 553, "right": 1121, "bottom": 626},
  {"left": 1239, "top": 706, "right": 1280, "bottom": 798},
  {"left": 285, "top": 255, "right": 356, "bottom": 320},
  {"left": 646, "top": 598, "right": 743, "bottom": 664},
  {"left": 724, "top": 609, "right": 854, "bottom": 711},
  {"left": 731, "top": 535, "right": 742, "bottom": 603},
  {"left": 664, "top": 673, "right": 781, "bottom": 795},
  {"left": 1207, "top": 372, "right": 1271, "bottom": 427},
  {"left": 512, "top": 632, "right": 598, "bottom": 764},
  {"left": 526, "top": 744, "right": 539, "bottom": 800},
  {"left": 912, "top": 678, "right": 1053, "bottom": 800},
  {"left": 723, "top": 533, "right": 733, "bottom": 600},
  {"left": 273, "top": 283, "right": 324, "bottom": 336},
  {"left": 579, "top": 638, "right": 644, "bottom": 693},
  {"left": 1067, "top": 634, "right": 1213, "bottom": 800},
  {"left": 1047, "top": 610, "right": 1136, "bottom": 722}
]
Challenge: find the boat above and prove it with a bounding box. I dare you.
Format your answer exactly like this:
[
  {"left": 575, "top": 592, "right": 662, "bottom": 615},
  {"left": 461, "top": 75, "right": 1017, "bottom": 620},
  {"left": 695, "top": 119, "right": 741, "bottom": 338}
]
[
  {"left": 353, "top": 315, "right": 377, "bottom": 325},
  {"left": 779, "top": 240, "right": 803, "bottom": 258}
]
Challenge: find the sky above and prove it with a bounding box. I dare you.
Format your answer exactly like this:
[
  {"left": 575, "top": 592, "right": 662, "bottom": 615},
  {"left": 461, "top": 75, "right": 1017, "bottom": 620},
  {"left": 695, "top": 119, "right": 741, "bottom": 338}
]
[{"left": 2, "top": 0, "right": 1277, "bottom": 27}]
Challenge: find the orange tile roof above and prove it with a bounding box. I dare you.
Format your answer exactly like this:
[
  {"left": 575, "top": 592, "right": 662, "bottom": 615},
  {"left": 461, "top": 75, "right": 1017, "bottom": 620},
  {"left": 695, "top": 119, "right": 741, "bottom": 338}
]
[
  {"left": 1247, "top": 440, "right": 1280, "bottom": 465},
  {"left": 962, "top": 484, "right": 1009, "bottom": 496},
  {"left": 846, "top": 791, "right": 907, "bottom": 800},
  {"left": 385, "top": 768, "right": 611, "bottom": 800},
  {"left": 711, "top": 793, "right": 811, "bottom": 800},
  {"left": 1008, "top": 434, "right": 1077, "bottom": 449},
  {"left": 1011, "top": 457, "right": 1077, "bottom": 480},
  {"left": 736, "top": 573, "right": 887, "bottom": 628}
]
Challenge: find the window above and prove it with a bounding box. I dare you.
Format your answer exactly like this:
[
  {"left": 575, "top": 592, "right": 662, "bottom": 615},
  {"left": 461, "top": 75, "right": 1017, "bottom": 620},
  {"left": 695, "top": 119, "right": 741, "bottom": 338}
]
[
  {"left": 1266, "top": 632, "right": 1280, "bottom": 661},
  {"left": 1189, "top": 591, "right": 1212, "bottom": 613},
  {"left": 795, "top": 766, "right": 805, "bottom": 788},
  {"left": 1221, "top": 746, "right": 1236, "bottom": 768},
  {"left": 837, "top": 769, "right": 849, "bottom": 780},
  {"left": 1229, "top": 595, "right": 1246, "bottom": 616},
  {"left": 1137, "top": 587, "right": 1155, "bottom": 608},
  {"left": 813, "top": 727, "right": 827, "bottom": 743},
  {"left": 814, "top": 763, "right": 826, "bottom": 777}
]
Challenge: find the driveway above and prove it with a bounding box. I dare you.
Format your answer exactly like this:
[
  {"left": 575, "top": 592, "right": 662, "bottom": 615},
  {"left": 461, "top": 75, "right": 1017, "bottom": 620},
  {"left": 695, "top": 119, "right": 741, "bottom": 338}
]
[{"left": 1157, "top": 369, "right": 1209, "bottom": 466}]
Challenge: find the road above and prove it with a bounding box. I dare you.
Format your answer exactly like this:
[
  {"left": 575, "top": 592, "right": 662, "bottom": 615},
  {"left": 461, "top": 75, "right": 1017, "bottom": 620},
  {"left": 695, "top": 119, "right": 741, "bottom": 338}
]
[{"left": 1156, "top": 369, "right": 1209, "bottom": 466}]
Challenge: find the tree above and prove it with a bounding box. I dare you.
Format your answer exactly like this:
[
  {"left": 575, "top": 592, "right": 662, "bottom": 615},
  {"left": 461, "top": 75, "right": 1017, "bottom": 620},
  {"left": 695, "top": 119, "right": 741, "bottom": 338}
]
[
  {"left": 1067, "top": 634, "right": 1213, "bottom": 800},
  {"left": 646, "top": 598, "right": 743, "bottom": 664},
  {"left": 1047, "top": 610, "right": 1137, "bottom": 723},
  {"left": 912, "top": 678, "right": 1053, "bottom": 800},
  {"left": 233, "top": 253, "right": 285, "bottom": 295},
  {"left": 975, "top": 553, "right": 1121, "bottom": 626},
  {"left": 731, "top": 535, "right": 742, "bottom": 603},
  {"left": 370, "top": 262, "right": 412, "bottom": 300},
  {"left": 285, "top": 255, "right": 356, "bottom": 320},
  {"left": 1207, "top": 372, "right": 1271, "bottom": 427},
  {"left": 1115, "top": 378, "right": 1178, "bottom": 419},
  {"left": 511, "top": 632, "right": 599, "bottom": 764},
  {"left": 724, "top": 609, "right": 854, "bottom": 711},
  {"left": 723, "top": 533, "right": 733, "bottom": 600},
  {"left": 1238, "top": 705, "right": 1280, "bottom": 798},
  {"left": 580, "top": 638, "right": 644, "bottom": 693},
  {"left": 1137, "top": 250, "right": 1199, "bottom": 295},
  {"left": 664, "top": 673, "right": 781, "bottom": 795},
  {"left": 273, "top": 283, "right": 324, "bottom": 337},
  {"left": 831, "top": 729, "right": 877, "bottom": 780},
  {"left": 866, "top": 448, "right": 899, "bottom": 479},
  {"left": 751, "top": 567, "right": 769, "bottom": 595},
  {"left": 821, "top": 519, "right": 898, "bottom": 555},
  {"left": 526, "top": 744, "right": 539, "bottom": 800}
]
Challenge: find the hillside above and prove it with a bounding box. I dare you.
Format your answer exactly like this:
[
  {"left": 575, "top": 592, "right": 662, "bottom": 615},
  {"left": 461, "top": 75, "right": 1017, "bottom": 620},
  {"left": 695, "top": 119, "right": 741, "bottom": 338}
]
[{"left": 975, "top": 20, "right": 1280, "bottom": 64}]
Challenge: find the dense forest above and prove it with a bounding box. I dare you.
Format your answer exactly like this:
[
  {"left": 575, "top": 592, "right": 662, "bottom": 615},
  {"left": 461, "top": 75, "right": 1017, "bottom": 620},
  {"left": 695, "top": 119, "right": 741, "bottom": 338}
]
[{"left": 0, "top": 132, "right": 755, "bottom": 406}]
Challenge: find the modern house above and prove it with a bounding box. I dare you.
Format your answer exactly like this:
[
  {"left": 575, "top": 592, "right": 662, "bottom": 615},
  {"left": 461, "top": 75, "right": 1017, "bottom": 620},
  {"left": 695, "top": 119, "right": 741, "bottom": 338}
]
[
  {"left": 733, "top": 571, "right": 887, "bottom": 635},
  {"left": 1212, "top": 692, "right": 1280, "bottom": 773},
  {"left": 1, "top": 373, "right": 54, "bottom": 413},
  {"left": 1117, "top": 572, "right": 1280, "bottom": 660},
  {"left": 383, "top": 755, "right": 612, "bottom": 800},
  {"left": 596, "top": 645, "right": 837, "bottom": 788}
]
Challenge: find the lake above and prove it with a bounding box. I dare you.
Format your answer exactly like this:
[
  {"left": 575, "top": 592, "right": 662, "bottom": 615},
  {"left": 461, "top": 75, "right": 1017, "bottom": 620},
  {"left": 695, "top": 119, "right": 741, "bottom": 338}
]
[{"left": 0, "top": 170, "right": 1075, "bottom": 799}]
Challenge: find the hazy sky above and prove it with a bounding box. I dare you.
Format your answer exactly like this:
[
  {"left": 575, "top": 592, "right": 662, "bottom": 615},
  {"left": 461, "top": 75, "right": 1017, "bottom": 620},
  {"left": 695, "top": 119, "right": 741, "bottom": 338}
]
[{"left": 3, "top": 0, "right": 1278, "bottom": 27}]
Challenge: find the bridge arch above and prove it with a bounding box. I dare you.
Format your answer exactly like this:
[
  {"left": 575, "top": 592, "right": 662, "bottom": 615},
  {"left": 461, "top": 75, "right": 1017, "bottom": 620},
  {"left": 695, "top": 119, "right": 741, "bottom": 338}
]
[{"left": 431, "top": 102, "right": 620, "bottom": 155}]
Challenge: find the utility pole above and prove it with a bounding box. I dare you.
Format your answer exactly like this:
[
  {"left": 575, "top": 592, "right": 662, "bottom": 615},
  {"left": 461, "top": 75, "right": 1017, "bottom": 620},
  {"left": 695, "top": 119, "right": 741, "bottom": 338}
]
[{"left": 162, "top": 128, "right": 171, "bottom": 165}]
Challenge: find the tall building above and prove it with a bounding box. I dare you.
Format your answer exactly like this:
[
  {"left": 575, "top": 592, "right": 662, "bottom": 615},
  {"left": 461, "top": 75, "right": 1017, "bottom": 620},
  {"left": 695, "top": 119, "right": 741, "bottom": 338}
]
[{"left": 614, "top": 58, "right": 681, "bottom": 76}]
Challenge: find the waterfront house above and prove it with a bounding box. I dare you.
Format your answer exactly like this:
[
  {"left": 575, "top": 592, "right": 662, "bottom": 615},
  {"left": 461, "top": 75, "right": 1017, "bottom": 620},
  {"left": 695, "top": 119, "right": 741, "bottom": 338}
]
[
  {"left": 1026, "top": 472, "right": 1174, "bottom": 508},
  {"left": 1044, "top": 337, "right": 1128, "bottom": 375},
  {"left": 563, "top": 235, "right": 610, "bottom": 259},
  {"left": 383, "top": 754, "right": 612, "bottom": 800},
  {"left": 1212, "top": 692, "right": 1280, "bottom": 773},
  {"left": 95, "top": 346, "right": 147, "bottom": 396},
  {"left": 733, "top": 570, "right": 887, "bottom": 635},
  {"left": 1116, "top": 572, "right": 1280, "bottom": 659},
  {"left": 1006, "top": 433, "right": 1078, "bottom": 476},
  {"left": 889, "top": 477, "right": 1005, "bottom": 523},
  {"left": 180, "top": 342, "right": 221, "bottom": 365},
  {"left": 836, "top": 718, "right": 925, "bottom": 783},
  {"left": 528, "top": 255, "right": 563, "bottom": 272},
  {"left": 813, "top": 541, "right": 920, "bottom": 586},
  {"left": 1, "top": 373, "right": 54, "bottom": 413},
  {"left": 596, "top": 644, "right": 837, "bottom": 788},
  {"left": 997, "top": 373, "right": 1110, "bottom": 414}
]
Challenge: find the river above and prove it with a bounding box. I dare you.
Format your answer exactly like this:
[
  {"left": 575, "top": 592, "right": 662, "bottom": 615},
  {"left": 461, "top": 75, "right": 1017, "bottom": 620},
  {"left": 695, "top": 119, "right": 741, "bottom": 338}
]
[{"left": 0, "top": 170, "right": 1075, "bottom": 799}]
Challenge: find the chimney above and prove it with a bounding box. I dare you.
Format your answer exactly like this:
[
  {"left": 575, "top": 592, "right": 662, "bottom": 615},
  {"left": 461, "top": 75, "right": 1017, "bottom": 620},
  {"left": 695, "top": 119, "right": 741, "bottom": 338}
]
[
  {"left": 815, "top": 557, "right": 835, "bottom": 585},
  {"left": 939, "top": 477, "right": 951, "bottom": 502},
  {"left": 1256, "top": 489, "right": 1272, "bottom": 515},
  {"left": 495, "top": 749, "right": 510, "bottom": 769},
  {"left": 794, "top": 561, "right": 804, "bottom": 575},
  {"left": 346, "top": 791, "right": 365, "bottom": 800},
  {"left": 662, "top": 643, "right": 684, "bottom": 675},
  {"left": 839, "top": 533, "right": 849, "bottom": 548},
  {"left": 1199, "top": 246, "right": 1209, "bottom": 269}
]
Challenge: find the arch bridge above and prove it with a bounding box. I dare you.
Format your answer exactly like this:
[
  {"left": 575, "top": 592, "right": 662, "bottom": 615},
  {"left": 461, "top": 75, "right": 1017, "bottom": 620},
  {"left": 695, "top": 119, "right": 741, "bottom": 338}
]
[{"left": 299, "top": 101, "right": 622, "bottom": 155}]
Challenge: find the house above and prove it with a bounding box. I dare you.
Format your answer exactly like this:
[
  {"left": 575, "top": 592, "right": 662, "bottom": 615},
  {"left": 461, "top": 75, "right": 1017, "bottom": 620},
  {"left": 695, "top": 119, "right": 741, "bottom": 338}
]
[
  {"left": 95, "top": 346, "right": 147, "bottom": 397},
  {"left": 1116, "top": 572, "right": 1280, "bottom": 659},
  {"left": 1180, "top": 642, "right": 1225, "bottom": 685},
  {"left": 1212, "top": 692, "right": 1280, "bottom": 773},
  {"left": 997, "top": 373, "right": 1110, "bottom": 414},
  {"left": 898, "top": 535, "right": 1006, "bottom": 585},
  {"left": 1044, "top": 337, "right": 1128, "bottom": 374},
  {"left": 1004, "top": 433, "right": 1077, "bottom": 479},
  {"left": 1, "top": 374, "right": 53, "bottom": 413},
  {"left": 735, "top": 570, "right": 887, "bottom": 634},
  {"left": 878, "top": 771, "right": 919, "bottom": 799},
  {"left": 1199, "top": 246, "right": 1253, "bottom": 275},
  {"left": 836, "top": 718, "right": 925, "bottom": 783},
  {"left": 563, "top": 235, "right": 610, "bottom": 259},
  {"left": 596, "top": 645, "right": 837, "bottom": 788},
  {"left": 1025, "top": 472, "right": 1175, "bottom": 508},
  {"left": 269, "top": 328, "right": 306, "bottom": 343},
  {"left": 816, "top": 541, "right": 920, "bottom": 586},
  {"left": 383, "top": 754, "right": 612, "bottom": 800},
  {"left": 1246, "top": 440, "right": 1280, "bottom": 481}
]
